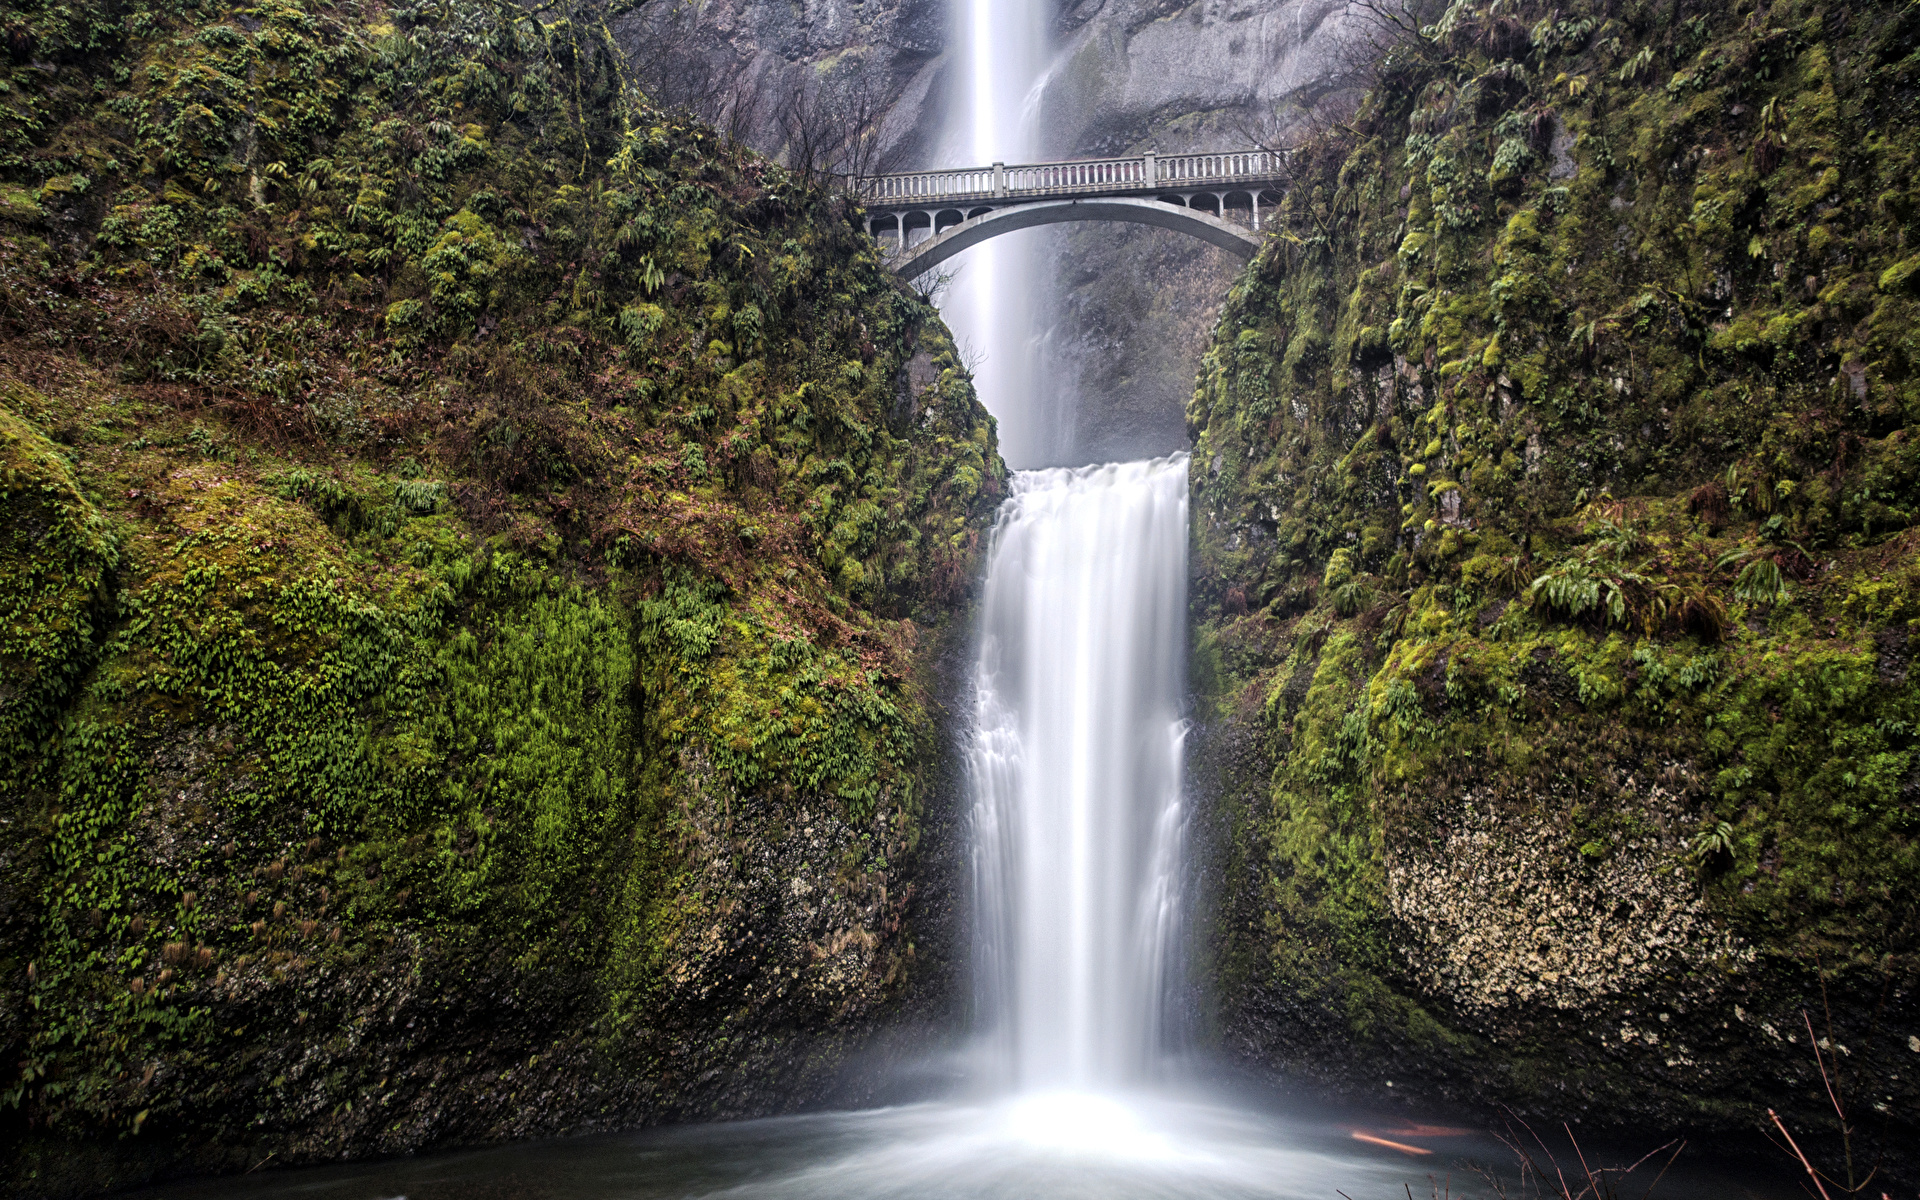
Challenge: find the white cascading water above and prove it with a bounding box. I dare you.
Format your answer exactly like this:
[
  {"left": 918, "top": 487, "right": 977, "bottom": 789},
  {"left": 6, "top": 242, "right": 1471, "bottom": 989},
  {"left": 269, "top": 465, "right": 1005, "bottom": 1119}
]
[
  {"left": 937, "top": 0, "right": 1054, "bottom": 468},
  {"left": 946, "top": 0, "right": 1193, "bottom": 1094},
  {"left": 968, "top": 455, "right": 1191, "bottom": 1091}
]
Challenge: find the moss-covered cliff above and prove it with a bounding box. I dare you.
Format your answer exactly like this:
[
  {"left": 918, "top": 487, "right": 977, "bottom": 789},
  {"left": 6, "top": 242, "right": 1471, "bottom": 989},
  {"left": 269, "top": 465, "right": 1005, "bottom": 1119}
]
[
  {"left": 1189, "top": 0, "right": 1917, "bottom": 1174},
  {"left": 0, "top": 0, "right": 1002, "bottom": 1193}
]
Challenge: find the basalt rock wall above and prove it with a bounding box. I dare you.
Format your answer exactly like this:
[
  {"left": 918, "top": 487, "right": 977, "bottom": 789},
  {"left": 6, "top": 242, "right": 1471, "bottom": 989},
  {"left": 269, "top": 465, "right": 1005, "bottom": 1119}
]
[
  {"left": 1187, "top": 0, "right": 1919, "bottom": 1184},
  {"left": 0, "top": 1, "right": 1002, "bottom": 1194},
  {"left": 614, "top": 0, "right": 953, "bottom": 174}
]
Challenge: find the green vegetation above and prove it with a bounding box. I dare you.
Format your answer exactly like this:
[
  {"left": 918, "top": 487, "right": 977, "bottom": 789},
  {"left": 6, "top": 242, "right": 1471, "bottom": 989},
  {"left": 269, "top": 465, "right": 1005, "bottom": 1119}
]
[
  {"left": 0, "top": 0, "right": 1000, "bottom": 1188},
  {"left": 1192, "top": 0, "right": 1918, "bottom": 1146}
]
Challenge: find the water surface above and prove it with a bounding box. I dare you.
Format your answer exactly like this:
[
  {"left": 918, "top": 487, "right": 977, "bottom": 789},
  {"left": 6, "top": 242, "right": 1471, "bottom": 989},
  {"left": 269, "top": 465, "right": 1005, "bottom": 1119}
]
[{"left": 135, "top": 1086, "right": 1790, "bottom": 1200}]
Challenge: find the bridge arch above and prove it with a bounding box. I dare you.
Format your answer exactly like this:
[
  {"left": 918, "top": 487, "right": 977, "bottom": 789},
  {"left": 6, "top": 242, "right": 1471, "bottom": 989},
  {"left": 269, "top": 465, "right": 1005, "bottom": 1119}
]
[{"left": 888, "top": 196, "right": 1261, "bottom": 280}]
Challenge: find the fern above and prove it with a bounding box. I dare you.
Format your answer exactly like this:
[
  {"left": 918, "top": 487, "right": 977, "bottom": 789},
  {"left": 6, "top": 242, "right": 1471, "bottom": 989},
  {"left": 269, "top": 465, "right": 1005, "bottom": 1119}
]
[
  {"left": 1734, "top": 558, "right": 1790, "bottom": 605},
  {"left": 1616, "top": 44, "right": 1656, "bottom": 81},
  {"left": 1688, "top": 819, "right": 1736, "bottom": 863},
  {"left": 1331, "top": 579, "right": 1376, "bottom": 617},
  {"left": 1529, "top": 557, "right": 1642, "bottom": 626},
  {"left": 1717, "top": 545, "right": 1795, "bottom": 606}
]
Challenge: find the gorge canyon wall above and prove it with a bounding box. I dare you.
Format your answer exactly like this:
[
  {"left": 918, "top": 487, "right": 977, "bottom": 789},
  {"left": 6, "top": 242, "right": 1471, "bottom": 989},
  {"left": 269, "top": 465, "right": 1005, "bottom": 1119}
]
[
  {"left": 0, "top": 2, "right": 1001, "bottom": 1194},
  {"left": 1184, "top": 0, "right": 1920, "bottom": 1181}
]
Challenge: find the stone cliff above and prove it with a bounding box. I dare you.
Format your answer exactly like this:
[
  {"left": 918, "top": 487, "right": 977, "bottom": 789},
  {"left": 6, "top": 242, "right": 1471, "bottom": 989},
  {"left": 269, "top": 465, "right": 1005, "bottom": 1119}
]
[
  {"left": 616, "top": 0, "right": 952, "bottom": 170},
  {"left": 0, "top": 0, "right": 1002, "bottom": 1194},
  {"left": 1187, "top": 0, "right": 1919, "bottom": 1184}
]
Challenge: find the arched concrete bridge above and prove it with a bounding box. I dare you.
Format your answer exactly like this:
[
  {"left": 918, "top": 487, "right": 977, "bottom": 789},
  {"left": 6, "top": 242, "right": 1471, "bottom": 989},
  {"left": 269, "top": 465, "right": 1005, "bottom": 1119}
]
[{"left": 857, "top": 150, "right": 1290, "bottom": 279}]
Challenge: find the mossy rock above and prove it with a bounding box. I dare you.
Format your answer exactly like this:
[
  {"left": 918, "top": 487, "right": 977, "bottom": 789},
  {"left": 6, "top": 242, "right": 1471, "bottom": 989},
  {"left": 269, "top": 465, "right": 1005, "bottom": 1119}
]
[
  {"left": 1189, "top": 0, "right": 1920, "bottom": 1179},
  {"left": 0, "top": 393, "right": 119, "bottom": 773},
  {"left": 0, "top": 0, "right": 1004, "bottom": 1192}
]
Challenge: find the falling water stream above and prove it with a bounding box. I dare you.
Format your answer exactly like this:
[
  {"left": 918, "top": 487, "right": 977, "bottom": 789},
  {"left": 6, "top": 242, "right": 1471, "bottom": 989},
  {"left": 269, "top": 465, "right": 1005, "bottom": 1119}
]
[
  {"left": 935, "top": 0, "right": 1056, "bottom": 468},
  {"left": 968, "top": 456, "right": 1192, "bottom": 1092}
]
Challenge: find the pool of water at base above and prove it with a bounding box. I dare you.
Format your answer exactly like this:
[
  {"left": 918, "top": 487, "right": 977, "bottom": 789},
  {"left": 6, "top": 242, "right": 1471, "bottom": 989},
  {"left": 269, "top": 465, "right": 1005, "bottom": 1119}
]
[{"left": 133, "top": 1087, "right": 1794, "bottom": 1200}]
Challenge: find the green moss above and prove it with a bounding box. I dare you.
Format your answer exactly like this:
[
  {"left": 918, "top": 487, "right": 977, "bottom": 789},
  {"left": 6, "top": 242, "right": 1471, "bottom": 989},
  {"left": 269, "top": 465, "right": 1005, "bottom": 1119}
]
[
  {"left": 1192, "top": 0, "right": 1920, "bottom": 1133},
  {"left": 0, "top": 394, "right": 120, "bottom": 782},
  {"left": 0, "top": 0, "right": 1004, "bottom": 1174}
]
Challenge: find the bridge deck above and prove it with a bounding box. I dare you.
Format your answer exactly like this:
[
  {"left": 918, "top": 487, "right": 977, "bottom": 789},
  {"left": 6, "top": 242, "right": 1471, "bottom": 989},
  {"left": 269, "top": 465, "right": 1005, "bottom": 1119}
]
[{"left": 857, "top": 149, "right": 1290, "bottom": 214}]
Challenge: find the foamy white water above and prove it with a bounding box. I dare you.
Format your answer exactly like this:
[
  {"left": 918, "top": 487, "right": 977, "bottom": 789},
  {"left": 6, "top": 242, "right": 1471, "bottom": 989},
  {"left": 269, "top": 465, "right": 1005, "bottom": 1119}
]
[
  {"left": 968, "top": 455, "right": 1191, "bottom": 1089},
  {"left": 139, "top": 1087, "right": 1502, "bottom": 1200}
]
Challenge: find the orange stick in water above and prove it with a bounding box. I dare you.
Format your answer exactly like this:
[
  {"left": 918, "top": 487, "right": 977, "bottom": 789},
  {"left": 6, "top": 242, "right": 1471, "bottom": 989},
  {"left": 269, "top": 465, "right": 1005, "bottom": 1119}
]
[{"left": 1352, "top": 1131, "right": 1436, "bottom": 1156}]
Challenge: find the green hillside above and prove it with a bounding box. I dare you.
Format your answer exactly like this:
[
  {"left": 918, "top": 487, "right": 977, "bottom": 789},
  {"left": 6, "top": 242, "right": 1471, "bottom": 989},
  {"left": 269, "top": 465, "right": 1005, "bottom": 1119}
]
[
  {"left": 1189, "top": 0, "right": 1918, "bottom": 1165},
  {"left": 0, "top": 0, "right": 1001, "bottom": 1192}
]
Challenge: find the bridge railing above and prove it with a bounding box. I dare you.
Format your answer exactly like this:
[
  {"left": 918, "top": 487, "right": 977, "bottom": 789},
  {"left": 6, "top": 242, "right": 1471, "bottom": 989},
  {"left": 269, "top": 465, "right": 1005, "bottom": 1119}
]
[
  {"left": 857, "top": 149, "right": 1291, "bottom": 208},
  {"left": 1003, "top": 156, "right": 1149, "bottom": 194},
  {"left": 859, "top": 169, "right": 998, "bottom": 204},
  {"left": 1158, "top": 150, "right": 1287, "bottom": 186}
]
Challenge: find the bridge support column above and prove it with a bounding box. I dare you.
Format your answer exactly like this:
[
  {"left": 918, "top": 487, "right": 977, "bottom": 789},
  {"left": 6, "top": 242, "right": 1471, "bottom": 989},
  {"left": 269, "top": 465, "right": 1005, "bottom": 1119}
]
[{"left": 1251, "top": 192, "right": 1259, "bottom": 230}]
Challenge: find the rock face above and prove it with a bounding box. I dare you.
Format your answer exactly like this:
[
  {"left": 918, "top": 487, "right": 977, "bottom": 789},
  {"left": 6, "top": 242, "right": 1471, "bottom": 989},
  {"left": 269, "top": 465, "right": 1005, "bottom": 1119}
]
[
  {"left": 1043, "top": 0, "right": 1359, "bottom": 155},
  {"left": 0, "top": 1, "right": 1001, "bottom": 1195},
  {"left": 1036, "top": 0, "right": 1362, "bottom": 465},
  {"left": 1046, "top": 225, "right": 1243, "bottom": 463},
  {"left": 1386, "top": 794, "right": 1749, "bottom": 1020},
  {"left": 628, "top": 0, "right": 1363, "bottom": 467},
  {"left": 614, "top": 0, "right": 953, "bottom": 170},
  {"left": 1185, "top": 0, "right": 1920, "bottom": 1184}
]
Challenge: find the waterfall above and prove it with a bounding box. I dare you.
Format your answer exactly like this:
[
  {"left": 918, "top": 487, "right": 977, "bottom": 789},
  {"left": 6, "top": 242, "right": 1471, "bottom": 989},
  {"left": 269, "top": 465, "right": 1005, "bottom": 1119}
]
[
  {"left": 968, "top": 454, "right": 1191, "bottom": 1091},
  {"left": 939, "top": 0, "right": 1054, "bottom": 468}
]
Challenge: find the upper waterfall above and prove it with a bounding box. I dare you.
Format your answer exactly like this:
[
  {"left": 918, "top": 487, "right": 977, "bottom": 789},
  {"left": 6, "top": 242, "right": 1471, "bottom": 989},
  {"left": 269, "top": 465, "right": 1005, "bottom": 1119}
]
[{"left": 938, "top": 0, "right": 1055, "bottom": 468}]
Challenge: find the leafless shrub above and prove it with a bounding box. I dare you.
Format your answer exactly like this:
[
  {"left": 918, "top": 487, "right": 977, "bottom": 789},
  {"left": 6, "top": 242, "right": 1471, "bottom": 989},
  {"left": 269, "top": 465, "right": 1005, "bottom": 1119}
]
[
  {"left": 1467, "top": 1113, "right": 1684, "bottom": 1200},
  {"left": 911, "top": 264, "right": 961, "bottom": 306},
  {"left": 1228, "top": 3, "right": 1378, "bottom": 154},
  {"left": 1230, "top": 98, "right": 1308, "bottom": 156},
  {"left": 1760, "top": 967, "right": 1895, "bottom": 1200},
  {"left": 627, "top": 1, "right": 732, "bottom": 120},
  {"left": 717, "top": 71, "right": 767, "bottom": 154},
  {"left": 1344, "top": 0, "right": 1456, "bottom": 73},
  {"left": 774, "top": 64, "right": 903, "bottom": 190},
  {"left": 952, "top": 330, "right": 987, "bottom": 379}
]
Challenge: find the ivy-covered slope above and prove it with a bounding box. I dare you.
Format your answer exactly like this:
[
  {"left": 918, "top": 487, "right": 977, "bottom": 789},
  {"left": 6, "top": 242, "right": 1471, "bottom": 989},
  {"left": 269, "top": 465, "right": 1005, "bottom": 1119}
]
[
  {"left": 1188, "top": 0, "right": 1918, "bottom": 1170},
  {"left": 0, "top": 0, "right": 1002, "bottom": 1193}
]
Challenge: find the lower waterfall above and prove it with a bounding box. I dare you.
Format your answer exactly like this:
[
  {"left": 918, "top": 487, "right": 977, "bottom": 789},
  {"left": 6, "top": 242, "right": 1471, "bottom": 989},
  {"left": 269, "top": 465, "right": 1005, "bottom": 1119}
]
[{"left": 968, "top": 455, "right": 1191, "bottom": 1090}]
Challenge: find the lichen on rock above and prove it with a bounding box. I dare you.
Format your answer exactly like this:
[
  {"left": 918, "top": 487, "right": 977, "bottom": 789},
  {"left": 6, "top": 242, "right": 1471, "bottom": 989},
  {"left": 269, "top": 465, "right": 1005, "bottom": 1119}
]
[
  {"left": 0, "top": 0, "right": 1002, "bottom": 1193},
  {"left": 1188, "top": 0, "right": 1920, "bottom": 1172},
  {"left": 1386, "top": 787, "right": 1753, "bottom": 1020}
]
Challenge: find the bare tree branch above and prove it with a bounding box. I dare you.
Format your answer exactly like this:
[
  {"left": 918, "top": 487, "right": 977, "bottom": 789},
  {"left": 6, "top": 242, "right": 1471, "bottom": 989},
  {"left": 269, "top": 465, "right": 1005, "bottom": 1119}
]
[{"left": 773, "top": 62, "right": 904, "bottom": 192}]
